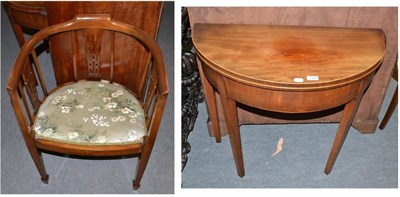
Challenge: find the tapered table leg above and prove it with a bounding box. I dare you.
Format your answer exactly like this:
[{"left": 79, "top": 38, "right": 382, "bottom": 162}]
[
  {"left": 219, "top": 94, "right": 245, "bottom": 177},
  {"left": 324, "top": 96, "right": 362, "bottom": 174},
  {"left": 198, "top": 62, "right": 221, "bottom": 143}
]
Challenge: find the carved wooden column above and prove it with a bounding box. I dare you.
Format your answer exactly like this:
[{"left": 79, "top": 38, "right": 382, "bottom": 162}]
[{"left": 181, "top": 7, "right": 203, "bottom": 171}]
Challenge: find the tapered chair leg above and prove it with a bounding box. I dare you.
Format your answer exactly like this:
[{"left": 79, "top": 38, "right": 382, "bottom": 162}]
[
  {"left": 132, "top": 156, "right": 142, "bottom": 190},
  {"left": 220, "top": 94, "right": 245, "bottom": 177},
  {"left": 26, "top": 143, "right": 49, "bottom": 184},
  {"left": 133, "top": 136, "right": 151, "bottom": 190}
]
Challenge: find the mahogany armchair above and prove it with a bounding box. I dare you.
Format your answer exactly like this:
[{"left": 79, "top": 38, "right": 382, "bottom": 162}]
[{"left": 6, "top": 14, "right": 168, "bottom": 190}]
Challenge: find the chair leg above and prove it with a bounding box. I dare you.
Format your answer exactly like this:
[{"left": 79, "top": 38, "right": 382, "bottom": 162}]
[
  {"left": 133, "top": 136, "right": 151, "bottom": 190},
  {"left": 26, "top": 142, "right": 49, "bottom": 184},
  {"left": 132, "top": 156, "right": 142, "bottom": 190},
  {"left": 379, "top": 85, "right": 398, "bottom": 130}
]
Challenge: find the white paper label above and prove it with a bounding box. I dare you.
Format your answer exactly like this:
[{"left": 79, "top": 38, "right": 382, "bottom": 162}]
[
  {"left": 306, "top": 76, "right": 319, "bottom": 81},
  {"left": 293, "top": 77, "right": 304, "bottom": 83}
]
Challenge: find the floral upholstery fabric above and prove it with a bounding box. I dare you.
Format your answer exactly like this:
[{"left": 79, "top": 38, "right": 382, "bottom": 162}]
[{"left": 33, "top": 81, "right": 146, "bottom": 145}]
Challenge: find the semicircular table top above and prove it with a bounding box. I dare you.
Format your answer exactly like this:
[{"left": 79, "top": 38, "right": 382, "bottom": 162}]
[{"left": 192, "top": 23, "right": 386, "bottom": 91}]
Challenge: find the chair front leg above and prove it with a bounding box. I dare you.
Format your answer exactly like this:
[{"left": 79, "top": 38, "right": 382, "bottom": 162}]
[
  {"left": 29, "top": 146, "right": 49, "bottom": 184},
  {"left": 9, "top": 91, "right": 49, "bottom": 184},
  {"left": 133, "top": 92, "right": 167, "bottom": 190},
  {"left": 133, "top": 136, "right": 150, "bottom": 190}
]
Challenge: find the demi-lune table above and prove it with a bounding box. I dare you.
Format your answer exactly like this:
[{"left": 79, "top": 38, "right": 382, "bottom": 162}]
[{"left": 192, "top": 24, "right": 386, "bottom": 177}]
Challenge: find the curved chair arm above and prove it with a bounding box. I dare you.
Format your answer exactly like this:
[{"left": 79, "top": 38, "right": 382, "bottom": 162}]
[{"left": 7, "top": 14, "right": 168, "bottom": 144}]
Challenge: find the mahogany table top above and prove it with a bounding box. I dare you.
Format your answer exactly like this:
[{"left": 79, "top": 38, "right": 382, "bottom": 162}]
[{"left": 193, "top": 24, "right": 386, "bottom": 91}]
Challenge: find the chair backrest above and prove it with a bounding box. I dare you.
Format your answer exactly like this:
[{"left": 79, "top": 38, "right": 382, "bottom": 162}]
[
  {"left": 7, "top": 14, "right": 168, "bottom": 133},
  {"left": 44, "top": 2, "right": 164, "bottom": 101}
]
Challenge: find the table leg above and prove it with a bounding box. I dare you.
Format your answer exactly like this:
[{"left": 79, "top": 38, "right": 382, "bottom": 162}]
[
  {"left": 324, "top": 96, "right": 362, "bottom": 174},
  {"left": 199, "top": 64, "right": 221, "bottom": 142},
  {"left": 220, "top": 94, "right": 245, "bottom": 177}
]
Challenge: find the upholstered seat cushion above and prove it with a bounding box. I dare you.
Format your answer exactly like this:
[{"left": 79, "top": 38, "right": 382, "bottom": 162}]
[{"left": 33, "top": 81, "right": 146, "bottom": 145}]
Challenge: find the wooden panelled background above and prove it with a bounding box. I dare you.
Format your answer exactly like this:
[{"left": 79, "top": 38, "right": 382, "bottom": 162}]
[{"left": 188, "top": 7, "right": 397, "bottom": 136}]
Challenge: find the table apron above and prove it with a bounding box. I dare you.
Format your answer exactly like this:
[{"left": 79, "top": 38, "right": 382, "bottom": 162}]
[{"left": 202, "top": 63, "right": 374, "bottom": 114}]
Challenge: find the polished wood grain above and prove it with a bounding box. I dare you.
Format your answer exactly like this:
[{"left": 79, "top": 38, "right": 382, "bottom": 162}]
[
  {"left": 325, "top": 73, "right": 374, "bottom": 174},
  {"left": 36, "top": 139, "right": 143, "bottom": 156},
  {"left": 198, "top": 62, "right": 221, "bottom": 142},
  {"left": 193, "top": 23, "right": 385, "bottom": 177},
  {"left": 3, "top": 1, "right": 49, "bottom": 99},
  {"left": 201, "top": 59, "right": 365, "bottom": 113},
  {"left": 44, "top": 2, "right": 164, "bottom": 101},
  {"left": 219, "top": 94, "right": 244, "bottom": 177},
  {"left": 7, "top": 15, "right": 168, "bottom": 190},
  {"left": 188, "top": 7, "right": 397, "bottom": 135},
  {"left": 3, "top": 2, "right": 48, "bottom": 33},
  {"left": 193, "top": 24, "right": 385, "bottom": 91}
]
